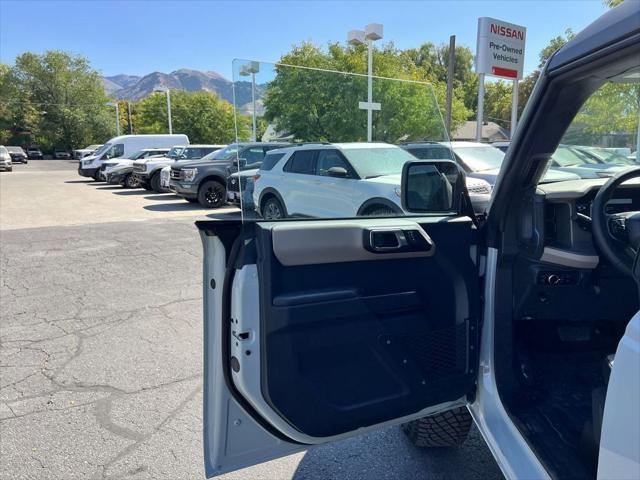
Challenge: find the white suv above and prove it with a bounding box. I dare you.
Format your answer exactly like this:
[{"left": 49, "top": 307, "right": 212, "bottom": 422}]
[{"left": 252, "top": 142, "right": 491, "bottom": 219}]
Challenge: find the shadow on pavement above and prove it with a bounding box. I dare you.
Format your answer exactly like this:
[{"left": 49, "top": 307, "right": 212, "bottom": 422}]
[
  {"left": 95, "top": 186, "right": 124, "bottom": 190},
  {"left": 65, "top": 180, "right": 94, "bottom": 184},
  {"left": 205, "top": 210, "right": 243, "bottom": 220},
  {"left": 291, "top": 425, "right": 503, "bottom": 480},
  {"left": 143, "top": 202, "right": 203, "bottom": 212},
  {"left": 143, "top": 194, "right": 181, "bottom": 201},
  {"left": 112, "top": 190, "right": 149, "bottom": 196}
]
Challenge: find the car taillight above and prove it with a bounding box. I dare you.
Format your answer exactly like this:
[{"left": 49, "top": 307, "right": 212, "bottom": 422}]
[{"left": 252, "top": 173, "right": 260, "bottom": 182}]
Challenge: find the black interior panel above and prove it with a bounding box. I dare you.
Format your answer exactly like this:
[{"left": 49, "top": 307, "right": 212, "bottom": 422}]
[{"left": 255, "top": 218, "right": 480, "bottom": 438}]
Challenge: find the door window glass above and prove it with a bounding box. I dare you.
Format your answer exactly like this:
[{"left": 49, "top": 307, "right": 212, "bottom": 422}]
[
  {"left": 231, "top": 60, "right": 454, "bottom": 222},
  {"left": 316, "top": 150, "right": 350, "bottom": 177},
  {"left": 261, "top": 152, "right": 286, "bottom": 171},
  {"left": 540, "top": 78, "right": 639, "bottom": 184},
  {"left": 243, "top": 147, "right": 266, "bottom": 167},
  {"left": 283, "top": 150, "right": 316, "bottom": 174}
]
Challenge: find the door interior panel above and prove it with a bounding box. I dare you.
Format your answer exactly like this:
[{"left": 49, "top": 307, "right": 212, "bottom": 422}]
[{"left": 252, "top": 217, "right": 480, "bottom": 438}]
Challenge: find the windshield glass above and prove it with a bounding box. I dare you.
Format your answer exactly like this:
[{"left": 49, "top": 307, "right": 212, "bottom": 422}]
[
  {"left": 579, "top": 147, "right": 635, "bottom": 165},
  {"left": 92, "top": 143, "right": 111, "bottom": 157},
  {"left": 128, "top": 150, "right": 145, "bottom": 160},
  {"left": 167, "top": 146, "right": 185, "bottom": 159},
  {"left": 180, "top": 147, "right": 213, "bottom": 159},
  {"left": 211, "top": 145, "right": 239, "bottom": 160},
  {"left": 6, "top": 147, "right": 23, "bottom": 153},
  {"left": 453, "top": 145, "right": 504, "bottom": 172},
  {"left": 551, "top": 146, "right": 599, "bottom": 167},
  {"left": 342, "top": 147, "right": 416, "bottom": 178}
]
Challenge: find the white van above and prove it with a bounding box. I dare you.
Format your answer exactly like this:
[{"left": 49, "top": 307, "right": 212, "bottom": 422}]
[{"left": 77, "top": 134, "right": 189, "bottom": 179}]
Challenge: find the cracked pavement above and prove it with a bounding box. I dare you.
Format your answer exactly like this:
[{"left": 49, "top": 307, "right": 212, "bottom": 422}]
[{"left": 0, "top": 161, "right": 503, "bottom": 479}]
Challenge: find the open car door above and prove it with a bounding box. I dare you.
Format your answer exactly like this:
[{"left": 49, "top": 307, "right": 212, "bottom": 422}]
[
  {"left": 198, "top": 212, "right": 481, "bottom": 476},
  {"left": 198, "top": 60, "right": 482, "bottom": 477}
]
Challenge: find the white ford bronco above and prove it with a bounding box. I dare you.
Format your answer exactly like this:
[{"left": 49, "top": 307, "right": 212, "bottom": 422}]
[{"left": 197, "top": 3, "right": 640, "bottom": 478}]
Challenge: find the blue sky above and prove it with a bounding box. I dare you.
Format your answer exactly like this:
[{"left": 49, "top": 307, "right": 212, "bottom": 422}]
[{"left": 1, "top": 0, "right": 609, "bottom": 80}]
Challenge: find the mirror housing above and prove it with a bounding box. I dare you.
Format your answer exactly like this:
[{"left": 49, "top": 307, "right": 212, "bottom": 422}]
[
  {"left": 401, "top": 160, "right": 466, "bottom": 213},
  {"left": 327, "top": 166, "right": 348, "bottom": 178},
  {"left": 232, "top": 158, "right": 248, "bottom": 168}
]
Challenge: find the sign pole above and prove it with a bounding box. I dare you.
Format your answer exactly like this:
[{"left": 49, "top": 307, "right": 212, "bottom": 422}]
[
  {"left": 476, "top": 73, "right": 485, "bottom": 142},
  {"left": 511, "top": 79, "right": 519, "bottom": 138},
  {"left": 445, "top": 35, "right": 456, "bottom": 137}
]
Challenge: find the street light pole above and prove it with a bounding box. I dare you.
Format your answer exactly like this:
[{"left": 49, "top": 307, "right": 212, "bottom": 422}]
[
  {"left": 127, "top": 101, "right": 133, "bottom": 134},
  {"left": 366, "top": 38, "right": 373, "bottom": 142},
  {"left": 166, "top": 90, "right": 172, "bottom": 135},
  {"left": 106, "top": 102, "right": 120, "bottom": 136},
  {"left": 240, "top": 62, "right": 260, "bottom": 142},
  {"left": 154, "top": 88, "right": 172, "bottom": 134},
  {"left": 348, "top": 23, "right": 383, "bottom": 142}
]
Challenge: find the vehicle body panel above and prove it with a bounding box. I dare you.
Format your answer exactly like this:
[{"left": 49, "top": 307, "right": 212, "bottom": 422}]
[
  {"left": 78, "top": 134, "right": 188, "bottom": 178},
  {"left": 597, "top": 311, "right": 640, "bottom": 479}
]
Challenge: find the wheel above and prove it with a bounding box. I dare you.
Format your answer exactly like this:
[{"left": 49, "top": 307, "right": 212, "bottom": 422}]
[
  {"left": 363, "top": 205, "right": 395, "bottom": 217},
  {"left": 7, "top": 168, "right": 12, "bottom": 172},
  {"left": 150, "top": 171, "right": 162, "bottom": 192},
  {"left": 93, "top": 172, "right": 101, "bottom": 181},
  {"left": 124, "top": 173, "right": 139, "bottom": 189},
  {"left": 401, "top": 407, "right": 472, "bottom": 448},
  {"left": 262, "top": 196, "right": 286, "bottom": 220},
  {"left": 197, "top": 180, "right": 226, "bottom": 208}
]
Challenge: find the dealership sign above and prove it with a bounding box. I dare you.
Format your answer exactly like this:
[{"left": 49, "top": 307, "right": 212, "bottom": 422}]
[{"left": 476, "top": 17, "right": 526, "bottom": 79}]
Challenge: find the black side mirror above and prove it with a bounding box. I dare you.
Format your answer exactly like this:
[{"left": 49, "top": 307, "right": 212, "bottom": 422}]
[
  {"left": 401, "top": 160, "right": 465, "bottom": 213},
  {"left": 232, "top": 158, "right": 248, "bottom": 167},
  {"left": 327, "top": 166, "right": 348, "bottom": 178}
]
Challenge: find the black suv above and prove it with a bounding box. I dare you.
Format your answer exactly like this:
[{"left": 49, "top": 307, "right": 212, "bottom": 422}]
[{"left": 170, "top": 142, "right": 290, "bottom": 208}]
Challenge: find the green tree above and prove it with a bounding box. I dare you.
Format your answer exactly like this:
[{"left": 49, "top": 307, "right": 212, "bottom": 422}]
[
  {"left": 404, "top": 42, "right": 478, "bottom": 115},
  {"left": 4, "top": 51, "right": 114, "bottom": 150},
  {"left": 263, "top": 41, "right": 468, "bottom": 142},
  {"left": 603, "top": 0, "right": 625, "bottom": 7},
  {"left": 484, "top": 81, "right": 513, "bottom": 129},
  {"left": 566, "top": 82, "right": 640, "bottom": 144},
  {"left": 132, "top": 90, "right": 244, "bottom": 143}
]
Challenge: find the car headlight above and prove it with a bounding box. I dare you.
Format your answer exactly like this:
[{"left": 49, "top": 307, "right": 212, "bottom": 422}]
[
  {"left": 394, "top": 187, "right": 401, "bottom": 198},
  {"left": 183, "top": 168, "right": 198, "bottom": 182}
]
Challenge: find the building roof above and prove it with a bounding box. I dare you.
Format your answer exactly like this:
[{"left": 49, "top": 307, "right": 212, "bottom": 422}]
[{"left": 451, "top": 121, "right": 509, "bottom": 142}]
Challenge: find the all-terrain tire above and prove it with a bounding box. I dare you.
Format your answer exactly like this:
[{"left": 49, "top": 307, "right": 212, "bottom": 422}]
[
  {"left": 401, "top": 407, "right": 472, "bottom": 448},
  {"left": 150, "top": 171, "right": 162, "bottom": 193},
  {"left": 124, "top": 173, "right": 139, "bottom": 189}
]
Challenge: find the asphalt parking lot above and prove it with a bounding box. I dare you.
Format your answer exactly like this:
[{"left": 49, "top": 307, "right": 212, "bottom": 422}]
[{"left": 0, "top": 160, "right": 503, "bottom": 480}]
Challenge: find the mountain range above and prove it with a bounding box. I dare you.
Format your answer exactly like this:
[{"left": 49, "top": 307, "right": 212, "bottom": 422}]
[{"left": 103, "top": 68, "right": 262, "bottom": 108}]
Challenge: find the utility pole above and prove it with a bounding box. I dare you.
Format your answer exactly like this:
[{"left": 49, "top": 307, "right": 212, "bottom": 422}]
[
  {"left": 127, "top": 101, "right": 133, "bottom": 134},
  {"left": 106, "top": 102, "right": 120, "bottom": 136},
  {"left": 445, "top": 35, "right": 456, "bottom": 138}
]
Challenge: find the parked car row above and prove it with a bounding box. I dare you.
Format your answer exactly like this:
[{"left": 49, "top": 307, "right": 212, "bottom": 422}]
[
  {"left": 0, "top": 145, "right": 36, "bottom": 171},
  {"left": 76, "top": 133, "right": 638, "bottom": 221}
]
